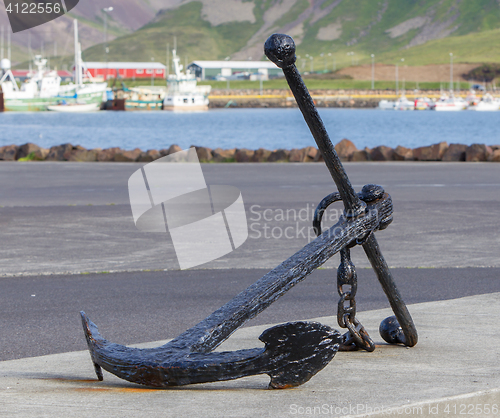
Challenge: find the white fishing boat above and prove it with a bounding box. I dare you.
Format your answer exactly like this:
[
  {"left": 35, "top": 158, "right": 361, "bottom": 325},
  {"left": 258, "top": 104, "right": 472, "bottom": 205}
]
[
  {"left": 434, "top": 94, "right": 467, "bottom": 111},
  {"left": 47, "top": 101, "right": 100, "bottom": 112},
  {"left": 468, "top": 93, "right": 500, "bottom": 111},
  {"left": 378, "top": 99, "right": 395, "bottom": 110},
  {"left": 394, "top": 94, "right": 414, "bottom": 111},
  {"left": 0, "top": 20, "right": 106, "bottom": 111},
  {"left": 0, "top": 56, "right": 62, "bottom": 111},
  {"left": 163, "top": 49, "right": 210, "bottom": 111}
]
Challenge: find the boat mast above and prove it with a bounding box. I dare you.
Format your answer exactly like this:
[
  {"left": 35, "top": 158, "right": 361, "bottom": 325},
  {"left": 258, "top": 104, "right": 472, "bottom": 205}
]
[{"left": 74, "top": 19, "right": 83, "bottom": 86}]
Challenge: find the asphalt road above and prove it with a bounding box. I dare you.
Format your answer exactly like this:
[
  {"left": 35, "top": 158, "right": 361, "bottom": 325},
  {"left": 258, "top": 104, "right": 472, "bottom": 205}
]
[
  {"left": 2, "top": 267, "right": 500, "bottom": 361},
  {"left": 0, "top": 162, "right": 499, "bottom": 360}
]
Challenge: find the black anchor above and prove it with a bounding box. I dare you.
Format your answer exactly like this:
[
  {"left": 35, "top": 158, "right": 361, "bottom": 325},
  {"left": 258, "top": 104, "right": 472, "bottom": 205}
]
[{"left": 80, "top": 33, "right": 417, "bottom": 389}]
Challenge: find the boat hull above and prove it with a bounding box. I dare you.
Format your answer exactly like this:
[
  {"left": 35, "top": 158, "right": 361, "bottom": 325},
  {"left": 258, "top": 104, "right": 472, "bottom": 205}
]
[
  {"left": 47, "top": 103, "right": 100, "bottom": 112},
  {"left": 163, "top": 103, "right": 209, "bottom": 111},
  {"left": 5, "top": 86, "right": 106, "bottom": 112}
]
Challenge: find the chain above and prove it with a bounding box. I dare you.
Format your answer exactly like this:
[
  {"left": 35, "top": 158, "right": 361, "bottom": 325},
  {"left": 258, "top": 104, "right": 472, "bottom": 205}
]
[
  {"left": 313, "top": 192, "right": 376, "bottom": 352},
  {"left": 337, "top": 247, "right": 375, "bottom": 352}
]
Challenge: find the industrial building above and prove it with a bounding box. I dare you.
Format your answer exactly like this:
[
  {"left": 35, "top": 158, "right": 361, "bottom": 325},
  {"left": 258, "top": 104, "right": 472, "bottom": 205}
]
[
  {"left": 186, "top": 60, "right": 282, "bottom": 81},
  {"left": 85, "top": 62, "right": 166, "bottom": 80}
]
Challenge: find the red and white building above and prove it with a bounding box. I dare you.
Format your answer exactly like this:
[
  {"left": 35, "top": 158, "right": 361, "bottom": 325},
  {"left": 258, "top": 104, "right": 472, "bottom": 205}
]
[{"left": 84, "top": 62, "right": 166, "bottom": 80}]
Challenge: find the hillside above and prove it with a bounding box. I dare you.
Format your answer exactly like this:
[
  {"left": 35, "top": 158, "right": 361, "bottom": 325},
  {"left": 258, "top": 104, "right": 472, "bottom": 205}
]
[
  {"left": 79, "top": 0, "right": 500, "bottom": 71},
  {"left": 2, "top": 0, "right": 164, "bottom": 65}
]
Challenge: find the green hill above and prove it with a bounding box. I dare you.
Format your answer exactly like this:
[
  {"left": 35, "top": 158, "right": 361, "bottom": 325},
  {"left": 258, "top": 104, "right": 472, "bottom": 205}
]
[{"left": 81, "top": 0, "right": 500, "bottom": 70}]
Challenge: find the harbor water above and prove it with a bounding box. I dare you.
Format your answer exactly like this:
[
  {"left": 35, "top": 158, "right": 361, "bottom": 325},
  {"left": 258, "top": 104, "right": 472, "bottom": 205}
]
[{"left": 1, "top": 108, "right": 499, "bottom": 151}]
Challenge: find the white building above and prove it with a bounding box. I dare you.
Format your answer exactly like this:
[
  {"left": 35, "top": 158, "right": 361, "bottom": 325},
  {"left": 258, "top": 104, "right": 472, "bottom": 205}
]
[{"left": 187, "top": 60, "right": 283, "bottom": 81}]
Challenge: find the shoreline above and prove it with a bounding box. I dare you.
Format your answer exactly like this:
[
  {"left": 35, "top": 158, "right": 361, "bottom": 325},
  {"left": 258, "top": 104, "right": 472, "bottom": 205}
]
[
  {"left": 1, "top": 139, "right": 499, "bottom": 163},
  {"left": 208, "top": 89, "right": 467, "bottom": 109}
]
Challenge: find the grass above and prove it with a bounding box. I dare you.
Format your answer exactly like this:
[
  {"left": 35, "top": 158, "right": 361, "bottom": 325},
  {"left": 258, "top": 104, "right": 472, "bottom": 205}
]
[
  {"left": 115, "top": 77, "right": 471, "bottom": 91},
  {"left": 17, "top": 152, "right": 36, "bottom": 162},
  {"left": 83, "top": 2, "right": 262, "bottom": 63},
  {"left": 199, "top": 79, "right": 471, "bottom": 91}
]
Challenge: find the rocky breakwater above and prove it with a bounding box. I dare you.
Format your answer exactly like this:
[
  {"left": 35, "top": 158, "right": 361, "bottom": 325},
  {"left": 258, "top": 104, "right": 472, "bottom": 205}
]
[{"left": 1, "top": 140, "right": 500, "bottom": 163}]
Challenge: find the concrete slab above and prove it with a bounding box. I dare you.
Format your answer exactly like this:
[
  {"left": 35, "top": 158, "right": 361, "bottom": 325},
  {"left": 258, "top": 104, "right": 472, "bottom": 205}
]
[{"left": 1, "top": 293, "right": 499, "bottom": 417}]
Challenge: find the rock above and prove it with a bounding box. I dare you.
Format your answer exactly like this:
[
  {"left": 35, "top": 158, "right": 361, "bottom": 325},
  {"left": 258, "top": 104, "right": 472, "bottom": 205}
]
[
  {"left": 466, "top": 144, "right": 493, "bottom": 162},
  {"left": 251, "top": 148, "right": 272, "bottom": 162},
  {"left": 213, "top": 148, "right": 236, "bottom": 162},
  {"left": 371, "top": 146, "right": 394, "bottom": 161},
  {"left": 66, "top": 149, "right": 98, "bottom": 162},
  {"left": 137, "top": 149, "right": 161, "bottom": 162},
  {"left": 46, "top": 143, "right": 74, "bottom": 161},
  {"left": 0, "top": 144, "right": 19, "bottom": 161},
  {"left": 32, "top": 148, "right": 49, "bottom": 161},
  {"left": 351, "top": 149, "right": 371, "bottom": 161},
  {"left": 268, "top": 149, "right": 290, "bottom": 162},
  {"left": 289, "top": 148, "right": 306, "bottom": 162},
  {"left": 234, "top": 148, "right": 254, "bottom": 162},
  {"left": 113, "top": 148, "right": 142, "bottom": 162},
  {"left": 303, "top": 146, "right": 318, "bottom": 162},
  {"left": 489, "top": 149, "right": 500, "bottom": 162},
  {"left": 314, "top": 151, "right": 324, "bottom": 162},
  {"left": 63, "top": 145, "right": 86, "bottom": 159},
  {"left": 97, "top": 147, "right": 122, "bottom": 162},
  {"left": 167, "top": 144, "right": 183, "bottom": 155},
  {"left": 16, "top": 143, "right": 41, "bottom": 160},
  {"left": 393, "top": 146, "right": 414, "bottom": 161},
  {"left": 335, "top": 139, "right": 358, "bottom": 160},
  {"left": 191, "top": 146, "right": 212, "bottom": 162},
  {"left": 442, "top": 144, "right": 467, "bottom": 162},
  {"left": 413, "top": 142, "right": 448, "bottom": 161}
]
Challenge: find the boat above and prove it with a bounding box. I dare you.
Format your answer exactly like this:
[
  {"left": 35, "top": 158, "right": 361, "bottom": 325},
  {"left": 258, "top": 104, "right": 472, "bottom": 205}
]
[
  {"left": 394, "top": 94, "right": 414, "bottom": 111},
  {"left": 414, "top": 97, "right": 435, "bottom": 110},
  {"left": 56, "top": 20, "right": 107, "bottom": 108},
  {"left": 163, "top": 48, "right": 210, "bottom": 111},
  {"left": 47, "top": 101, "right": 100, "bottom": 112},
  {"left": 468, "top": 93, "right": 500, "bottom": 111},
  {"left": 0, "top": 20, "right": 106, "bottom": 111},
  {"left": 0, "top": 55, "right": 63, "bottom": 111},
  {"left": 434, "top": 94, "right": 467, "bottom": 111},
  {"left": 378, "top": 99, "right": 395, "bottom": 110},
  {"left": 126, "top": 86, "right": 165, "bottom": 110}
]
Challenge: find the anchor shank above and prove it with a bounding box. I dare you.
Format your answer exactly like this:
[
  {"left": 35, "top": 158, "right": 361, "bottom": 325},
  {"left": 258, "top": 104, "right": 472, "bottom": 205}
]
[
  {"left": 362, "top": 234, "right": 418, "bottom": 346},
  {"left": 280, "top": 62, "right": 365, "bottom": 217}
]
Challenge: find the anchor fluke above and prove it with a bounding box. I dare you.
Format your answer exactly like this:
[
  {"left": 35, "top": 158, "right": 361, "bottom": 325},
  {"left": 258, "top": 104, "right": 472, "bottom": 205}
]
[{"left": 261, "top": 322, "right": 341, "bottom": 389}]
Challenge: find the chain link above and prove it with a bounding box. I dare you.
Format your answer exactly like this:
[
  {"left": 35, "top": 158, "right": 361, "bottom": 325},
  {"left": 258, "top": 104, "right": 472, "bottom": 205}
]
[{"left": 337, "top": 247, "right": 375, "bottom": 352}]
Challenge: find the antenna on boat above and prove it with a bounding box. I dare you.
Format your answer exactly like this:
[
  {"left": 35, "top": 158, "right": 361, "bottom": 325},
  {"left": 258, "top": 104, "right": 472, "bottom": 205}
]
[
  {"left": 1, "top": 26, "right": 4, "bottom": 61},
  {"left": 7, "top": 29, "right": 10, "bottom": 62},
  {"left": 166, "top": 42, "right": 169, "bottom": 78},
  {"left": 74, "top": 19, "right": 83, "bottom": 86}
]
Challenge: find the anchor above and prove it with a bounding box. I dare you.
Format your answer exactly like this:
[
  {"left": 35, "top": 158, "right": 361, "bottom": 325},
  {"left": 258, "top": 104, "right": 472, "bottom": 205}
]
[{"left": 80, "top": 33, "right": 418, "bottom": 389}]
